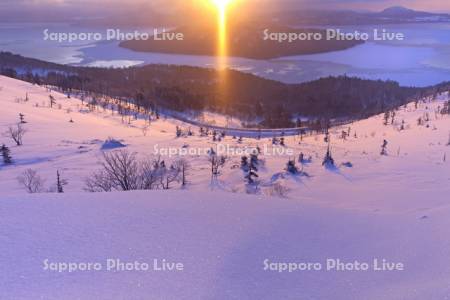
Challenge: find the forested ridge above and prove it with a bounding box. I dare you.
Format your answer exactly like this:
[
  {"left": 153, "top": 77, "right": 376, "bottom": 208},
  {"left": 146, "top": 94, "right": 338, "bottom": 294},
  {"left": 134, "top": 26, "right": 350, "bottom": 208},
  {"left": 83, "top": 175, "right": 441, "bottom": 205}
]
[{"left": 1, "top": 52, "right": 448, "bottom": 128}]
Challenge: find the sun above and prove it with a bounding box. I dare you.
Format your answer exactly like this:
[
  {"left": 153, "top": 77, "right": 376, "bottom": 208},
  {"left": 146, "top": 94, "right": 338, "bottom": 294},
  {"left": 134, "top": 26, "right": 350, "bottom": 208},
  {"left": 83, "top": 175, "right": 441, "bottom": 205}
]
[{"left": 213, "top": 0, "right": 232, "bottom": 9}]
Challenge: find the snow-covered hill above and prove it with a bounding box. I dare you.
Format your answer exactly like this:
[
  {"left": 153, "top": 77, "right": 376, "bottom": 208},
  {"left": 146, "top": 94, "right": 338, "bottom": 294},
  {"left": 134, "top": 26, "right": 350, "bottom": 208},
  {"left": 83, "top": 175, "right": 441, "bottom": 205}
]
[
  {"left": 0, "top": 75, "right": 450, "bottom": 299},
  {"left": 0, "top": 75, "right": 448, "bottom": 205}
]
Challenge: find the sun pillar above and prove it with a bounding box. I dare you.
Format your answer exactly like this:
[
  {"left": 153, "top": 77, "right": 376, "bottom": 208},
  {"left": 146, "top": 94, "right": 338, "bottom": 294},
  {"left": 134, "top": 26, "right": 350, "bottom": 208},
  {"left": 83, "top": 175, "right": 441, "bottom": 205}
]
[
  {"left": 212, "top": 0, "right": 232, "bottom": 110},
  {"left": 216, "top": 1, "right": 229, "bottom": 70}
]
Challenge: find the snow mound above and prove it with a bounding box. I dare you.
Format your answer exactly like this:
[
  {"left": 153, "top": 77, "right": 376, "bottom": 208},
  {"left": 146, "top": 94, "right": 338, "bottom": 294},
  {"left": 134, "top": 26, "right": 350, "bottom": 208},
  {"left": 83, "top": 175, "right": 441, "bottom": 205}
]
[{"left": 101, "top": 138, "right": 126, "bottom": 150}]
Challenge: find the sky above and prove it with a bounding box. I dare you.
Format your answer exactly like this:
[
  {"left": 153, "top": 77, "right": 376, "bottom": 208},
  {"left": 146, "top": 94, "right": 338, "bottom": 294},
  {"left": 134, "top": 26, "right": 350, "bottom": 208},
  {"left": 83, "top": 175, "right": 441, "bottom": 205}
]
[
  {"left": 0, "top": 0, "right": 449, "bottom": 22},
  {"left": 1, "top": 0, "right": 449, "bottom": 11}
]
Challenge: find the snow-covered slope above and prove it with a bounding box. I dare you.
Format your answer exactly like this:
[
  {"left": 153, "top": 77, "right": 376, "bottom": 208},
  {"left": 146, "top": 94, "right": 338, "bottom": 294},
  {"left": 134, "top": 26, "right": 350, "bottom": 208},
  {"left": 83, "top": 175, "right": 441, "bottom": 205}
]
[
  {"left": 0, "top": 75, "right": 448, "bottom": 206},
  {"left": 0, "top": 75, "right": 450, "bottom": 299}
]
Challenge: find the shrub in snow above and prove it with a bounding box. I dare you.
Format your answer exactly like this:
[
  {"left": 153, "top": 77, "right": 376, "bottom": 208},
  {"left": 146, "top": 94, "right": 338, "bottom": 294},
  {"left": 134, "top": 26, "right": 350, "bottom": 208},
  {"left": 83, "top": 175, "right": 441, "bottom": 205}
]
[
  {"left": 85, "top": 150, "right": 188, "bottom": 192},
  {"left": 88, "top": 150, "right": 140, "bottom": 191},
  {"left": 4, "top": 123, "right": 27, "bottom": 146},
  {"left": 17, "top": 169, "right": 45, "bottom": 193},
  {"left": 101, "top": 138, "right": 126, "bottom": 150},
  {"left": 268, "top": 182, "right": 290, "bottom": 198}
]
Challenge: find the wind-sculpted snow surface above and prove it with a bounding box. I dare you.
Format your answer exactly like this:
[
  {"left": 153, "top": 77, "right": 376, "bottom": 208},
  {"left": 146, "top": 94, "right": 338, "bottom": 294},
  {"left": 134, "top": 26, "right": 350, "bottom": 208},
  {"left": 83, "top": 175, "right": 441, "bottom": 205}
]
[{"left": 1, "top": 190, "right": 450, "bottom": 299}]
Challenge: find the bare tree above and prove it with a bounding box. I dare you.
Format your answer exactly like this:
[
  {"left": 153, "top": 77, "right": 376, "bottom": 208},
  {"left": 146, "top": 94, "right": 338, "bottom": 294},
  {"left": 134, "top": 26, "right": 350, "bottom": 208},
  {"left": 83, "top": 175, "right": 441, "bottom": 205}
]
[
  {"left": 84, "top": 169, "right": 113, "bottom": 192},
  {"left": 4, "top": 123, "right": 27, "bottom": 146},
  {"left": 209, "top": 149, "right": 227, "bottom": 181},
  {"left": 85, "top": 150, "right": 140, "bottom": 191},
  {"left": 173, "top": 158, "right": 190, "bottom": 187},
  {"left": 99, "top": 150, "right": 140, "bottom": 191},
  {"left": 140, "top": 157, "right": 163, "bottom": 190},
  {"left": 17, "top": 169, "right": 45, "bottom": 193},
  {"left": 141, "top": 124, "right": 150, "bottom": 137},
  {"left": 85, "top": 151, "right": 190, "bottom": 192},
  {"left": 161, "top": 164, "right": 181, "bottom": 190},
  {"left": 49, "top": 95, "right": 56, "bottom": 108}
]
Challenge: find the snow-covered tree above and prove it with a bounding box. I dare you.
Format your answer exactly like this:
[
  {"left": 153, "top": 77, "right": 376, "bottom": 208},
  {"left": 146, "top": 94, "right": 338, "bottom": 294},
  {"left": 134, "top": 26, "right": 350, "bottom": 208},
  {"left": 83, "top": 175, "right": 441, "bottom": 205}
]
[{"left": 245, "top": 152, "right": 259, "bottom": 185}]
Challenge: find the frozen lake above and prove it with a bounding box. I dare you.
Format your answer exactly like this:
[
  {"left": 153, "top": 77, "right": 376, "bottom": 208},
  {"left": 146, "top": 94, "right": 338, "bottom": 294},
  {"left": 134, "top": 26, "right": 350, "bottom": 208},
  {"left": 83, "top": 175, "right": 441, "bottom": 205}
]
[{"left": 0, "top": 22, "right": 449, "bottom": 87}]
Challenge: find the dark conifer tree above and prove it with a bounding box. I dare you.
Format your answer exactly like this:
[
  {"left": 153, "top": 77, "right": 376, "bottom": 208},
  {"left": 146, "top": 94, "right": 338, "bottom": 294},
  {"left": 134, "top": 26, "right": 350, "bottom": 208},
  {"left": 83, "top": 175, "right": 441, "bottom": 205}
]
[
  {"left": 56, "top": 170, "right": 68, "bottom": 193},
  {"left": 1, "top": 144, "right": 12, "bottom": 164},
  {"left": 19, "top": 113, "right": 26, "bottom": 123},
  {"left": 287, "top": 159, "right": 299, "bottom": 174},
  {"left": 322, "top": 144, "right": 335, "bottom": 167},
  {"left": 381, "top": 139, "right": 388, "bottom": 156}
]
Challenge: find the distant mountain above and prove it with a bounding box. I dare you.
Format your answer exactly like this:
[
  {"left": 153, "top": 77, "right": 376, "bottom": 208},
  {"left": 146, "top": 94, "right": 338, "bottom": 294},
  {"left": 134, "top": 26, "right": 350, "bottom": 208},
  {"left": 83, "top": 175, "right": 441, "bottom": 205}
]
[
  {"left": 267, "top": 6, "right": 450, "bottom": 26},
  {"left": 379, "top": 6, "right": 419, "bottom": 16},
  {"left": 377, "top": 6, "right": 449, "bottom": 19}
]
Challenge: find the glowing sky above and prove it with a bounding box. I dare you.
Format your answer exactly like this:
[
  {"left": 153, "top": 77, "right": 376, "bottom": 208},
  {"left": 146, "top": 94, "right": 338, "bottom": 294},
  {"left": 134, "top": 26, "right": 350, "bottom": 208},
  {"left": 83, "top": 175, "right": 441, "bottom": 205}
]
[{"left": 2, "top": 0, "right": 450, "bottom": 13}]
